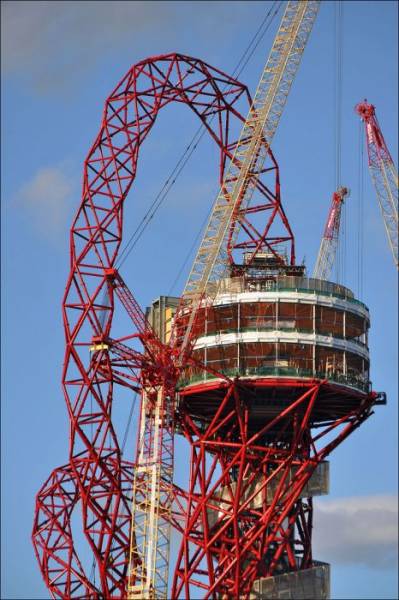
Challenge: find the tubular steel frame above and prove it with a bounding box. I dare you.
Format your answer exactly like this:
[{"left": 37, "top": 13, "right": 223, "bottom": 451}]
[
  {"left": 32, "top": 53, "right": 284, "bottom": 599},
  {"left": 170, "top": 378, "right": 377, "bottom": 599},
  {"left": 32, "top": 52, "right": 381, "bottom": 600}
]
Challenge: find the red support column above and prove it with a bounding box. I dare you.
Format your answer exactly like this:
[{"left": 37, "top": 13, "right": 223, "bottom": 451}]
[{"left": 172, "top": 379, "right": 376, "bottom": 599}]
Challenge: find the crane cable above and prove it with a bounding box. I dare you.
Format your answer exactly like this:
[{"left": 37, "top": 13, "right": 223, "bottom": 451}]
[
  {"left": 167, "top": 202, "right": 214, "bottom": 295},
  {"left": 357, "top": 118, "right": 365, "bottom": 299},
  {"left": 98, "top": 1, "right": 283, "bottom": 341},
  {"left": 334, "top": 0, "right": 344, "bottom": 284},
  {"left": 91, "top": 3, "right": 283, "bottom": 586},
  {"left": 115, "top": 0, "right": 283, "bottom": 270}
]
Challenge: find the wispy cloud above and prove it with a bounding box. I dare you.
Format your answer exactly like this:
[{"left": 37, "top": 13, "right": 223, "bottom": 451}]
[
  {"left": 1, "top": 1, "right": 250, "bottom": 94},
  {"left": 15, "top": 164, "right": 75, "bottom": 242},
  {"left": 313, "top": 494, "right": 398, "bottom": 570}
]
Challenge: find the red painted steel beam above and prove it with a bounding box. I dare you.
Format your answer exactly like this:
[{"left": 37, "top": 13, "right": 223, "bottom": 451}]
[
  {"left": 33, "top": 53, "right": 284, "bottom": 599},
  {"left": 172, "top": 380, "right": 377, "bottom": 599}
]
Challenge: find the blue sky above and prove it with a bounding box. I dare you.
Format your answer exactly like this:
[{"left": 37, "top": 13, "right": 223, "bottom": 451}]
[{"left": 1, "top": 1, "right": 398, "bottom": 599}]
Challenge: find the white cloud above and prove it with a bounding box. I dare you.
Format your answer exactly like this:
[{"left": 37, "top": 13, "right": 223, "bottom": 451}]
[
  {"left": 15, "top": 165, "right": 74, "bottom": 242},
  {"left": 313, "top": 494, "right": 398, "bottom": 570},
  {"left": 1, "top": 1, "right": 251, "bottom": 94}
]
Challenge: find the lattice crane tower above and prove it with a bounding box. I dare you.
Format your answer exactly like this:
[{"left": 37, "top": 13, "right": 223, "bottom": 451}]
[
  {"left": 128, "top": 2, "right": 321, "bottom": 598},
  {"left": 313, "top": 187, "right": 349, "bottom": 281},
  {"left": 355, "top": 100, "right": 398, "bottom": 268}
]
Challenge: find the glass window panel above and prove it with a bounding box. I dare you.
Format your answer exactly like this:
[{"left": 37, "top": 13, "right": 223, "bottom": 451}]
[
  {"left": 241, "top": 302, "right": 276, "bottom": 329},
  {"left": 346, "top": 312, "right": 366, "bottom": 340},
  {"left": 315, "top": 346, "right": 344, "bottom": 375},
  {"left": 315, "top": 306, "right": 344, "bottom": 337}
]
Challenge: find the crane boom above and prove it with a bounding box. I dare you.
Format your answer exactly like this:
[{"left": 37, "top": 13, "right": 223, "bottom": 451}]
[
  {"left": 356, "top": 101, "right": 398, "bottom": 268},
  {"left": 182, "top": 1, "right": 320, "bottom": 302},
  {"left": 313, "top": 187, "right": 349, "bottom": 280},
  {"left": 129, "top": 3, "right": 320, "bottom": 596},
  {"left": 177, "top": 0, "right": 320, "bottom": 357}
]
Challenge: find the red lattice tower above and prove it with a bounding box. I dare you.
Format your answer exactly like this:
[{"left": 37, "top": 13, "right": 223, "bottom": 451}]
[
  {"left": 31, "top": 53, "right": 253, "bottom": 598},
  {"left": 32, "top": 53, "right": 384, "bottom": 600}
]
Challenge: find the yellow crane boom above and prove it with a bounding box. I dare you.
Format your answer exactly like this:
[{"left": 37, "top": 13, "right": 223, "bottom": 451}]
[
  {"left": 129, "top": 2, "right": 320, "bottom": 598},
  {"left": 182, "top": 1, "right": 320, "bottom": 299},
  {"left": 178, "top": 0, "right": 320, "bottom": 357}
]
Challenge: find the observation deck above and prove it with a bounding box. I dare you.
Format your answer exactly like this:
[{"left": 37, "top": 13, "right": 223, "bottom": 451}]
[
  {"left": 177, "top": 268, "right": 371, "bottom": 428},
  {"left": 183, "top": 274, "right": 369, "bottom": 391}
]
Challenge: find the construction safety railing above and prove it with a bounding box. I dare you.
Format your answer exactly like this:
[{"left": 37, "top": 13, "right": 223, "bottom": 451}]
[
  {"left": 178, "top": 366, "right": 371, "bottom": 394},
  {"left": 205, "top": 275, "right": 359, "bottom": 302}
]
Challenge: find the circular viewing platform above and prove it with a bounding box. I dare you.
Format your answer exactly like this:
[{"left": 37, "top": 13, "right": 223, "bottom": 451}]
[{"left": 179, "top": 275, "right": 370, "bottom": 395}]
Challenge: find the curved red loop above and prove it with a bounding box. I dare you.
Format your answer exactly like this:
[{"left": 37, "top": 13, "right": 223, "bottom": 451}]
[{"left": 32, "top": 53, "right": 253, "bottom": 599}]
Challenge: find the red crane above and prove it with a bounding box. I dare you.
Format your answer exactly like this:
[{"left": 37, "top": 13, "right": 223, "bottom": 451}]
[
  {"left": 313, "top": 186, "right": 349, "bottom": 280},
  {"left": 355, "top": 100, "right": 398, "bottom": 268}
]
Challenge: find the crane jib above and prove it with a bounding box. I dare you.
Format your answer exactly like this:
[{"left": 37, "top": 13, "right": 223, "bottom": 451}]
[{"left": 178, "top": 0, "right": 320, "bottom": 358}]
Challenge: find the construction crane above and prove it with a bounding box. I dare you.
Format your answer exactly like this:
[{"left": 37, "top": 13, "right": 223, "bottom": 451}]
[
  {"left": 128, "top": 2, "right": 320, "bottom": 598},
  {"left": 177, "top": 0, "right": 321, "bottom": 360},
  {"left": 313, "top": 186, "right": 349, "bottom": 280},
  {"left": 32, "top": 2, "right": 321, "bottom": 599},
  {"left": 131, "top": 1, "right": 320, "bottom": 597},
  {"left": 355, "top": 100, "right": 398, "bottom": 268}
]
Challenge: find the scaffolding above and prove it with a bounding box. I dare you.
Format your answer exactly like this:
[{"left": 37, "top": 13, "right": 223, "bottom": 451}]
[{"left": 250, "top": 561, "right": 330, "bottom": 599}]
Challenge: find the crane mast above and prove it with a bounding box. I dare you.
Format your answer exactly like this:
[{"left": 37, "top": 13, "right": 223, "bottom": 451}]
[
  {"left": 130, "top": 2, "right": 320, "bottom": 597},
  {"left": 178, "top": 0, "right": 320, "bottom": 356},
  {"left": 313, "top": 186, "right": 349, "bottom": 280},
  {"left": 356, "top": 101, "right": 398, "bottom": 268}
]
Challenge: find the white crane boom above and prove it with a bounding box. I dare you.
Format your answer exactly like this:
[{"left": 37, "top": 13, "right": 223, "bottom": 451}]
[
  {"left": 129, "top": 3, "right": 321, "bottom": 597},
  {"left": 177, "top": 0, "right": 320, "bottom": 358}
]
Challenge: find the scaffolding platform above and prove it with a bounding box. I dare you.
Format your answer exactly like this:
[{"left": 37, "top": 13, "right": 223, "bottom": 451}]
[{"left": 250, "top": 561, "right": 330, "bottom": 599}]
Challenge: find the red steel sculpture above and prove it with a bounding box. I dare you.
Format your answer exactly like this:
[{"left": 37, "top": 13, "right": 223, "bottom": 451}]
[
  {"left": 32, "top": 53, "right": 261, "bottom": 599},
  {"left": 32, "top": 52, "right": 384, "bottom": 600}
]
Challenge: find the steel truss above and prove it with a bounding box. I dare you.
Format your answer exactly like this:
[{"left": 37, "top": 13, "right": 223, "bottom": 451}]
[
  {"left": 31, "top": 51, "right": 382, "bottom": 600},
  {"left": 171, "top": 379, "right": 377, "bottom": 599},
  {"left": 356, "top": 101, "right": 398, "bottom": 267},
  {"left": 32, "top": 53, "right": 281, "bottom": 599}
]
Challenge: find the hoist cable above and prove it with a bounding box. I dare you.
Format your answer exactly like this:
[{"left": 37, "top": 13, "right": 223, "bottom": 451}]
[
  {"left": 121, "top": 392, "right": 138, "bottom": 455},
  {"left": 360, "top": 122, "right": 365, "bottom": 299},
  {"left": 116, "top": 1, "right": 282, "bottom": 269},
  {"left": 356, "top": 119, "right": 362, "bottom": 298},
  {"left": 333, "top": 0, "right": 344, "bottom": 284},
  {"left": 167, "top": 201, "right": 214, "bottom": 296}
]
